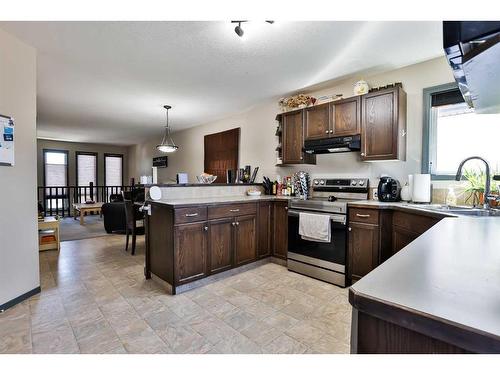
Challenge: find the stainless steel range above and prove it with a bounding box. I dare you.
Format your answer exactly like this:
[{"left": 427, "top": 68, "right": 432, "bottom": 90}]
[{"left": 287, "top": 177, "right": 369, "bottom": 287}]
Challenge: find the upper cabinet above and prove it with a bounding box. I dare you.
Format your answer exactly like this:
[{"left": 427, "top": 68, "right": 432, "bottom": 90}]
[
  {"left": 278, "top": 110, "right": 316, "bottom": 165},
  {"left": 304, "top": 103, "right": 330, "bottom": 140},
  {"left": 361, "top": 86, "right": 407, "bottom": 161},
  {"left": 332, "top": 96, "right": 361, "bottom": 136}
]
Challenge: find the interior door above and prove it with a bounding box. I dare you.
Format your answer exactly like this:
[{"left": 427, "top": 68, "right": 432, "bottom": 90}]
[
  {"left": 208, "top": 217, "right": 234, "bottom": 274},
  {"left": 234, "top": 214, "right": 257, "bottom": 266}
]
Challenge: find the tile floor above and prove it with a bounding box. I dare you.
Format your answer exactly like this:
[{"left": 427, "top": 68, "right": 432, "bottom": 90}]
[{"left": 0, "top": 235, "right": 351, "bottom": 354}]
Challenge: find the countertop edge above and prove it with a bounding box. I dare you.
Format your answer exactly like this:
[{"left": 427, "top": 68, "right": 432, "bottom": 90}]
[
  {"left": 347, "top": 201, "right": 457, "bottom": 219},
  {"left": 148, "top": 196, "right": 291, "bottom": 208},
  {"left": 349, "top": 286, "right": 500, "bottom": 353}
]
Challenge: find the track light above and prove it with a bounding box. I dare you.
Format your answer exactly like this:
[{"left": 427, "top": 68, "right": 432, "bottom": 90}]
[{"left": 230, "top": 20, "right": 274, "bottom": 38}]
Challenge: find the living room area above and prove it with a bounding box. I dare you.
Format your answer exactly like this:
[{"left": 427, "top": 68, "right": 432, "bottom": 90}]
[{"left": 37, "top": 138, "right": 145, "bottom": 245}]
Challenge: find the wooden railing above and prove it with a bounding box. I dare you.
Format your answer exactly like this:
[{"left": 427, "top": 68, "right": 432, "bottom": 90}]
[{"left": 37, "top": 183, "right": 139, "bottom": 217}]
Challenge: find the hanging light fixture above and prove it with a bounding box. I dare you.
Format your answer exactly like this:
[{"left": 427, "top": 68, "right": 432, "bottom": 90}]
[{"left": 156, "top": 105, "right": 178, "bottom": 153}]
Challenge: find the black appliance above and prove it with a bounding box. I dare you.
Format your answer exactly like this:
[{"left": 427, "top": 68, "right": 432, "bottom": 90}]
[
  {"left": 287, "top": 177, "right": 369, "bottom": 287},
  {"left": 303, "top": 134, "right": 361, "bottom": 155},
  {"left": 443, "top": 21, "right": 500, "bottom": 113},
  {"left": 377, "top": 176, "right": 401, "bottom": 202}
]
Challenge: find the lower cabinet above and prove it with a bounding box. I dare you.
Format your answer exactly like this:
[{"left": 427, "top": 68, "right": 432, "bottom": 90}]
[
  {"left": 257, "top": 201, "right": 272, "bottom": 258},
  {"left": 174, "top": 222, "right": 208, "bottom": 284},
  {"left": 348, "top": 221, "right": 380, "bottom": 283},
  {"left": 392, "top": 225, "right": 419, "bottom": 256},
  {"left": 208, "top": 217, "right": 234, "bottom": 274},
  {"left": 272, "top": 201, "right": 288, "bottom": 259},
  {"left": 234, "top": 214, "right": 257, "bottom": 266}
]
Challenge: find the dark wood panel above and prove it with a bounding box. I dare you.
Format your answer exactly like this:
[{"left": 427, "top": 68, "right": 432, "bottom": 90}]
[
  {"left": 392, "top": 225, "right": 420, "bottom": 256},
  {"left": 204, "top": 128, "right": 240, "bottom": 183},
  {"left": 348, "top": 207, "right": 379, "bottom": 225},
  {"left": 392, "top": 210, "right": 440, "bottom": 235},
  {"left": 174, "top": 206, "right": 208, "bottom": 224},
  {"left": 272, "top": 201, "right": 288, "bottom": 259},
  {"left": 174, "top": 222, "right": 208, "bottom": 284},
  {"left": 282, "top": 111, "right": 305, "bottom": 164},
  {"left": 355, "top": 311, "right": 469, "bottom": 354},
  {"left": 234, "top": 214, "right": 257, "bottom": 266},
  {"left": 208, "top": 218, "right": 234, "bottom": 274},
  {"left": 332, "top": 96, "right": 361, "bottom": 136},
  {"left": 208, "top": 202, "right": 257, "bottom": 220},
  {"left": 257, "top": 201, "right": 272, "bottom": 258},
  {"left": 148, "top": 203, "right": 174, "bottom": 284},
  {"left": 348, "top": 221, "right": 379, "bottom": 282},
  {"left": 304, "top": 103, "right": 330, "bottom": 140}
]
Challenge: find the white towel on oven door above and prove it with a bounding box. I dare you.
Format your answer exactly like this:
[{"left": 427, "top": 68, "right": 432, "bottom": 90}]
[{"left": 298, "top": 212, "right": 331, "bottom": 243}]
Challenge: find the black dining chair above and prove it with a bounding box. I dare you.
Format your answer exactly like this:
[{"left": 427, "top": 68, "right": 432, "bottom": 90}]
[{"left": 122, "top": 191, "right": 144, "bottom": 255}]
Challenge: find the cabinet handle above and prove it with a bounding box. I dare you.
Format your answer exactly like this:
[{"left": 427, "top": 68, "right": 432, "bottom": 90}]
[
  {"left": 329, "top": 130, "right": 333, "bottom": 134},
  {"left": 360, "top": 152, "right": 365, "bottom": 157},
  {"left": 185, "top": 213, "right": 199, "bottom": 217},
  {"left": 325, "top": 130, "right": 329, "bottom": 134},
  {"left": 348, "top": 227, "right": 352, "bottom": 232},
  {"left": 356, "top": 213, "right": 370, "bottom": 218},
  {"left": 235, "top": 222, "right": 240, "bottom": 226},
  {"left": 285, "top": 207, "right": 288, "bottom": 211},
  {"left": 229, "top": 209, "right": 240, "bottom": 213},
  {"left": 203, "top": 226, "right": 208, "bottom": 231},
  {"left": 232, "top": 222, "right": 236, "bottom": 226}
]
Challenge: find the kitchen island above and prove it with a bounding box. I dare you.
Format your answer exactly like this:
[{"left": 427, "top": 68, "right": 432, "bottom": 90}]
[
  {"left": 349, "top": 216, "right": 500, "bottom": 353},
  {"left": 144, "top": 185, "right": 291, "bottom": 294}
]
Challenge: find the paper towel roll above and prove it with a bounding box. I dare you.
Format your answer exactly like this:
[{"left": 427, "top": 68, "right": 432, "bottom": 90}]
[{"left": 412, "top": 174, "right": 431, "bottom": 203}]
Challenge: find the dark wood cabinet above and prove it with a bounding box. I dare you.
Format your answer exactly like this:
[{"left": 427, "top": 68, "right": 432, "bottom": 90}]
[
  {"left": 392, "top": 226, "right": 419, "bottom": 256},
  {"left": 361, "top": 86, "right": 407, "bottom": 161},
  {"left": 257, "top": 201, "right": 272, "bottom": 258},
  {"left": 348, "top": 221, "right": 379, "bottom": 283},
  {"left": 304, "top": 103, "right": 330, "bottom": 140},
  {"left": 234, "top": 214, "right": 257, "bottom": 266},
  {"left": 332, "top": 96, "right": 361, "bottom": 136},
  {"left": 272, "top": 201, "right": 288, "bottom": 259},
  {"left": 391, "top": 211, "right": 440, "bottom": 256},
  {"left": 208, "top": 217, "right": 234, "bottom": 274},
  {"left": 174, "top": 222, "right": 208, "bottom": 284},
  {"left": 278, "top": 110, "right": 316, "bottom": 165}
]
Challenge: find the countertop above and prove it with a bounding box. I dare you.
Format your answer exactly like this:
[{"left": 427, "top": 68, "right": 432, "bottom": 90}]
[
  {"left": 350, "top": 216, "right": 500, "bottom": 348},
  {"left": 347, "top": 200, "right": 457, "bottom": 218},
  {"left": 149, "top": 195, "right": 292, "bottom": 207}
]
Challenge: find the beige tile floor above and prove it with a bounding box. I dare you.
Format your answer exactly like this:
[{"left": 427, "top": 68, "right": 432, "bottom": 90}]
[{"left": 0, "top": 235, "right": 351, "bottom": 354}]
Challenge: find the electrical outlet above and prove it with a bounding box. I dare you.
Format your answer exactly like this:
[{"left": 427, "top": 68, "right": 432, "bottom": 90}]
[{"left": 372, "top": 188, "right": 378, "bottom": 200}]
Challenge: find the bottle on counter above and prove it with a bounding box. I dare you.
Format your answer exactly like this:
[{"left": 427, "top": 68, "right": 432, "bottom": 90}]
[
  {"left": 272, "top": 181, "right": 277, "bottom": 195},
  {"left": 446, "top": 187, "right": 457, "bottom": 207}
]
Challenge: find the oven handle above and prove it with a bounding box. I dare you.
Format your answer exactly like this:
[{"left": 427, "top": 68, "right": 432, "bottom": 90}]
[{"left": 287, "top": 209, "right": 346, "bottom": 225}]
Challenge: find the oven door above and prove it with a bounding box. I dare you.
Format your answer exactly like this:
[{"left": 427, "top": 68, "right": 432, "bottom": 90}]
[{"left": 287, "top": 209, "right": 347, "bottom": 273}]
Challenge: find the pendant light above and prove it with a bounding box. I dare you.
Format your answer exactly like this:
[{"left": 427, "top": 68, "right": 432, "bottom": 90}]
[{"left": 156, "top": 105, "right": 178, "bottom": 153}]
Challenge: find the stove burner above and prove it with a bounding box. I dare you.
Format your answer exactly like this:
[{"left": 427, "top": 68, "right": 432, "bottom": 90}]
[{"left": 328, "top": 195, "right": 338, "bottom": 202}]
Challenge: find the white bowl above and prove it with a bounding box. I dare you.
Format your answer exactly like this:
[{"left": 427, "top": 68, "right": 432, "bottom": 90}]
[
  {"left": 247, "top": 190, "right": 262, "bottom": 196},
  {"left": 196, "top": 175, "right": 217, "bottom": 184}
]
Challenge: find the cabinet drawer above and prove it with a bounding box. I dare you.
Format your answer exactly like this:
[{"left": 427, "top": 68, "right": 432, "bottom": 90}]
[
  {"left": 174, "top": 206, "right": 208, "bottom": 224},
  {"left": 392, "top": 211, "right": 440, "bottom": 234},
  {"left": 349, "top": 208, "right": 379, "bottom": 225},
  {"left": 208, "top": 203, "right": 257, "bottom": 220}
]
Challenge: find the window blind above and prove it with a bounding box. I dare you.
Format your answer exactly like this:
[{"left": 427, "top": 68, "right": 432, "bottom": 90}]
[
  {"left": 77, "top": 153, "right": 97, "bottom": 186},
  {"left": 105, "top": 155, "right": 123, "bottom": 186}
]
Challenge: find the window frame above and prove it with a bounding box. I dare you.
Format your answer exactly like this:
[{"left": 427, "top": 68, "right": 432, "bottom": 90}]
[
  {"left": 43, "top": 148, "right": 69, "bottom": 187},
  {"left": 104, "top": 153, "right": 124, "bottom": 187},
  {"left": 75, "top": 151, "right": 98, "bottom": 187},
  {"left": 422, "top": 82, "right": 466, "bottom": 180}
]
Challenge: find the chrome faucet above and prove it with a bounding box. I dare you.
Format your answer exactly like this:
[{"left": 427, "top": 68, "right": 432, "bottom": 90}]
[{"left": 455, "top": 156, "right": 491, "bottom": 209}]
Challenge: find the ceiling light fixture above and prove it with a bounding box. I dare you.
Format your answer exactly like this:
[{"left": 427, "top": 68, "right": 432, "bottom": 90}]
[
  {"left": 156, "top": 105, "right": 178, "bottom": 153},
  {"left": 230, "top": 21, "right": 274, "bottom": 38}
]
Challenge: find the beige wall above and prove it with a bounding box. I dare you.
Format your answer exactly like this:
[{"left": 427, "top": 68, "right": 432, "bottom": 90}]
[
  {"left": 0, "top": 29, "right": 39, "bottom": 306},
  {"left": 37, "top": 139, "right": 131, "bottom": 187},
  {"left": 130, "top": 57, "right": 454, "bottom": 187}
]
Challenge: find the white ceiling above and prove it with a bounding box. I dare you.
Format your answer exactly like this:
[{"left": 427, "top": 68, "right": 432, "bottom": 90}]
[{"left": 0, "top": 21, "right": 443, "bottom": 145}]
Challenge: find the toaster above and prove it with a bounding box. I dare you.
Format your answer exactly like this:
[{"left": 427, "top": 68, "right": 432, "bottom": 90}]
[{"left": 377, "top": 176, "right": 401, "bottom": 202}]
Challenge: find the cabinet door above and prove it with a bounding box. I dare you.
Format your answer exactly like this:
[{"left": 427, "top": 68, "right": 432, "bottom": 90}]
[
  {"left": 272, "top": 201, "right": 288, "bottom": 259},
  {"left": 282, "top": 111, "right": 305, "bottom": 164},
  {"left": 258, "top": 201, "right": 272, "bottom": 258},
  {"left": 392, "top": 225, "right": 419, "bottom": 256},
  {"left": 332, "top": 96, "right": 360, "bottom": 136},
  {"left": 348, "top": 221, "right": 379, "bottom": 283},
  {"left": 234, "top": 214, "right": 257, "bottom": 266},
  {"left": 361, "top": 87, "right": 404, "bottom": 161},
  {"left": 174, "top": 222, "right": 208, "bottom": 284},
  {"left": 304, "top": 103, "right": 330, "bottom": 140},
  {"left": 208, "top": 218, "right": 234, "bottom": 274}
]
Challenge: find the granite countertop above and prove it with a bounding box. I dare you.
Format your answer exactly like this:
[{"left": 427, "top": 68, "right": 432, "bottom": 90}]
[
  {"left": 150, "top": 195, "right": 292, "bottom": 207},
  {"left": 351, "top": 216, "right": 500, "bottom": 341}
]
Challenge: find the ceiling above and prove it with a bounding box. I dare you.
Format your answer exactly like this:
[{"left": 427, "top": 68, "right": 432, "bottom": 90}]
[{"left": 0, "top": 21, "right": 444, "bottom": 145}]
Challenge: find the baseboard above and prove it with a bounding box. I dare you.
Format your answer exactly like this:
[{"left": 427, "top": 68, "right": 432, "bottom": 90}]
[{"left": 0, "top": 286, "right": 41, "bottom": 312}]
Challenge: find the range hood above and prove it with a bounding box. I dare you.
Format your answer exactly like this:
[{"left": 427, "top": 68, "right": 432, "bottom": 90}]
[
  {"left": 443, "top": 21, "right": 500, "bottom": 113},
  {"left": 304, "top": 134, "right": 361, "bottom": 155}
]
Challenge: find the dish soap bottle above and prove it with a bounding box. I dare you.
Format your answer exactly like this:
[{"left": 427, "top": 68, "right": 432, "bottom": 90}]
[{"left": 446, "top": 187, "right": 457, "bottom": 207}]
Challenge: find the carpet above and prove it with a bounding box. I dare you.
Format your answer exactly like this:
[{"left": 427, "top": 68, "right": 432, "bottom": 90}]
[{"left": 59, "top": 215, "right": 114, "bottom": 242}]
